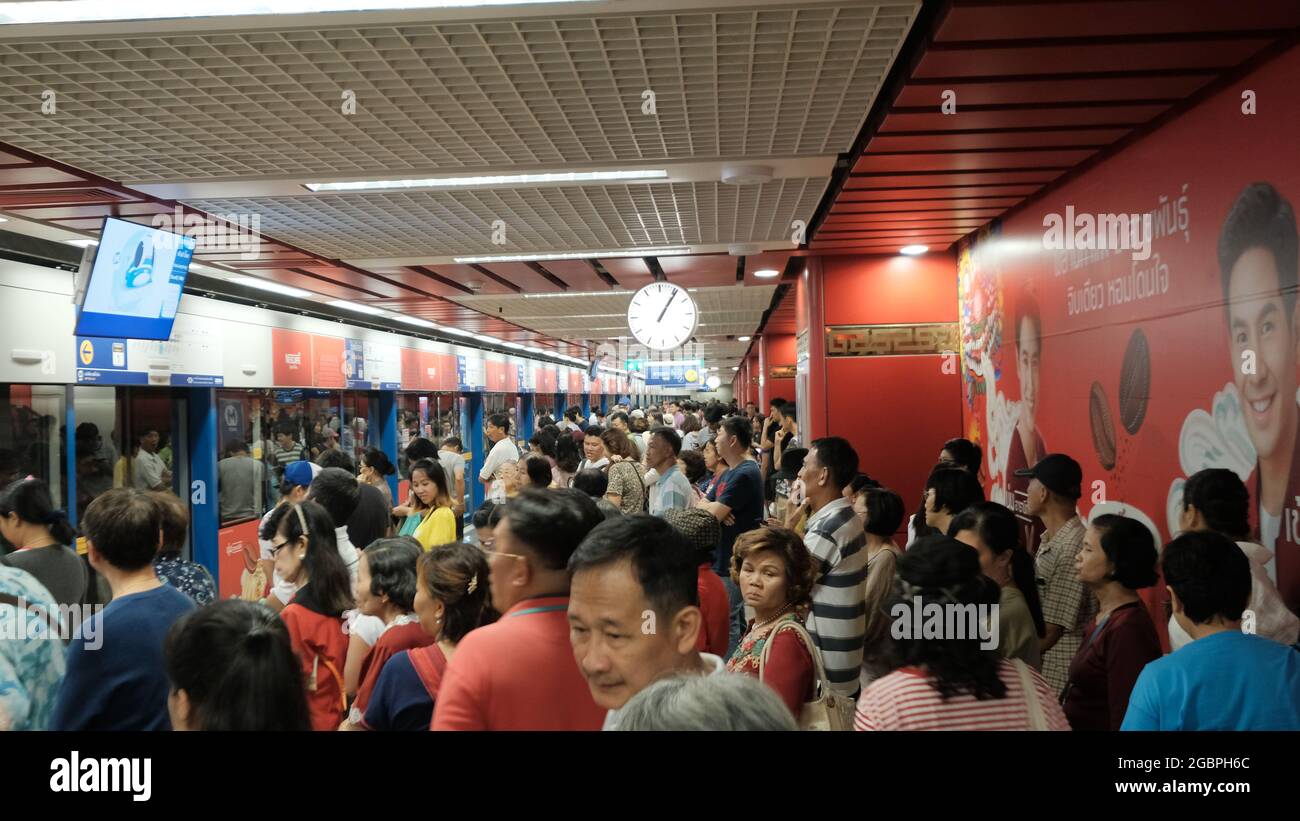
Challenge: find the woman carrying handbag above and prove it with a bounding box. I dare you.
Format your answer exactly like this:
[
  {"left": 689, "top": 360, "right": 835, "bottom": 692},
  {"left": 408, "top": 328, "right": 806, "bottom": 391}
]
[{"left": 724, "top": 527, "right": 855, "bottom": 730}]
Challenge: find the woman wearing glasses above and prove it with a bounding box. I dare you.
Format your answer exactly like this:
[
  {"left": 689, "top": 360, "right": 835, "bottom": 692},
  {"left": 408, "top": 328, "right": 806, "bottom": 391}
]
[
  {"left": 263, "top": 500, "right": 354, "bottom": 731},
  {"left": 395, "top": 458, "right": 456, "bottom": 551},
  {"left": 361, "top": 543, "right": 497, "bottom": 730}
]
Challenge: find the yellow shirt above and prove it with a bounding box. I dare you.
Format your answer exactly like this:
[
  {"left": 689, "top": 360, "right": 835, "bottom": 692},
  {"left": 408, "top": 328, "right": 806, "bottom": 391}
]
[{"left": 412, "top": 506, "right": 456, "bottom": 551}]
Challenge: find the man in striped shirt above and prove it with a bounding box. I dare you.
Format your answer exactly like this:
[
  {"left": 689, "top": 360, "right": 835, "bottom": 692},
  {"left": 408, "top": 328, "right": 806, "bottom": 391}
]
[
  {"left": 798, "top": 437, "right": 868, "bottom": 698},
  {"left": 646, "top": 427, "right": 693, "bottom": 515}
]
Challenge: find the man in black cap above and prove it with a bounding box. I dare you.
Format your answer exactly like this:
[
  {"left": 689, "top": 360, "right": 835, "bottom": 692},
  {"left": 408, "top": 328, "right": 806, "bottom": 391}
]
[{"left": 1014, "top": 453, "right": 1095, "bottom": 698}]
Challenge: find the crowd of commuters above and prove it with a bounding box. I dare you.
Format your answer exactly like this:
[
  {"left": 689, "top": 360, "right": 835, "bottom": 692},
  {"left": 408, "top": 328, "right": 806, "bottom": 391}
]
[{"left": 2, "top": 396, "right": 1298, "bottom": 732}]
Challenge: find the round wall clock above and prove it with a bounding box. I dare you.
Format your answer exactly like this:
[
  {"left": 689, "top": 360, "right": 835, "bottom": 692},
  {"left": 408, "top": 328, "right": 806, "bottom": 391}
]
[{"left": 627, "top": 282, "right": 698, "bottom": 351}]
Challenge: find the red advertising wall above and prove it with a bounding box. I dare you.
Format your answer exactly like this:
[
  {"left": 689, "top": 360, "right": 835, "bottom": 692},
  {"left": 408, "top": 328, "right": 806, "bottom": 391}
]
[
  {"left": 816, "top": 253, "right": 962, "bottom": 532},
  {"left": 957, "top": 44, "right": 1300, "bottom": 618}
]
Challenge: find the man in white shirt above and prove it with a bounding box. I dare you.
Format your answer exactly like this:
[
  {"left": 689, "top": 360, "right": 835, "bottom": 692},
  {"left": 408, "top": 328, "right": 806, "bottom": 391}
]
[
  {"left": 646, "top": 427, "right": 693, "bottom": 515},
  {"left": 567, "top": 515, "right": 723, "bottom": 730},
  {"left": 131, "top": 428, "right": 172, "bottom": 491},
  {"left": 479, "top": 413, "right": 520, "bottom": 503}
]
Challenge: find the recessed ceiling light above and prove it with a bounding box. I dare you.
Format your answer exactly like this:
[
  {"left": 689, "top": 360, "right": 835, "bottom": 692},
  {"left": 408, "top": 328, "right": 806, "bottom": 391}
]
[
  {"left": 0, "top": 0, "right": 601, "bottom": 26},
  {"left": 64, "top": 239, "right": 97, "bottom": 248},
  {"left": 900, "top": 244, "right": 929, "bottom": 256},
  {"left": 326, "top": 300, "right": 388, "bottom": 316},
  {"left": 737, "top": 336, "right": 751, "bottom": 342},
  {"left": 731, "top": 366, "right": 740, "bottom": 371},
  {"left": 307, "top": 168, "right": 666, "bottom": 193},
  {"left": 229, "top": 276, "right": 312, "bottom": 298},
  {"left": 753, "top": 269, "right": 780, "bottom": 279},
  {"left": 455, "top": 247, "right": 690, "bottom": 264}
]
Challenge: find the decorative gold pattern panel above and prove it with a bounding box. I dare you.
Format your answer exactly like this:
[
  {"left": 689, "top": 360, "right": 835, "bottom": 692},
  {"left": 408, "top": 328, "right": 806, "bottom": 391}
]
[{"left": 825, "top": 323, "right": 958, "bottom": 357}]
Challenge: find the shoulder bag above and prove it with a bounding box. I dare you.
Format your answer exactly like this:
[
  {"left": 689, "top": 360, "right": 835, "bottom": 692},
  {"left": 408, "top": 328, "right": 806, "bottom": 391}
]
[{"left": 759, "top": 618, "right": 856, "bottom": 731}]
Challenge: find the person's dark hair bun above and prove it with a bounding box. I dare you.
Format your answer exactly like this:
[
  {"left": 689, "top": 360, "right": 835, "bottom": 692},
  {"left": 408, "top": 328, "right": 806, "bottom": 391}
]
[{"left": 897, "top": 535, "right": 981, "bottom": 589}]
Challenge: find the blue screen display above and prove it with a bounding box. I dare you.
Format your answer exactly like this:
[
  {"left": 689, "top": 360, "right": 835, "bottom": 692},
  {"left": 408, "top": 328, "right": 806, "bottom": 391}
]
[{"left": 74, "top": 217, "right": 197, "bottom": 341}]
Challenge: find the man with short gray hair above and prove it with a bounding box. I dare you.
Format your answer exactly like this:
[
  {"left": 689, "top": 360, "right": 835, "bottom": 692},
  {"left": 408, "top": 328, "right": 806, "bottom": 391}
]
[{"left": 614, "top": 671, "right": 798, "bottom": 731}]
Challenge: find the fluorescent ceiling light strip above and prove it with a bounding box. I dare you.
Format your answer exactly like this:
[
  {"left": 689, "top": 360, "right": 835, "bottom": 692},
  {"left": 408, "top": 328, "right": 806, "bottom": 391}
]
[
  {"left": 64, "top": 239, "right": 97, "bottom": 247},
  {"left": 455, "top": 247, "right": 690, "bottom": 264},
  {"left": 522, "top": 291, "right": 627, "bottom": 300},
  {"left": 0, "top": 0, "right": 597, "bottom": 26},
  {"left": 326, "top": 299, "right": 388, "bottom": 316},
  {"left": 307, "top": 169, "right": 666, "bottom": 192},
  {"left": 229, "top": 276, "right": 312, "bottom": 298},
  {"left": 392, "top": 315, "right": 436, "bottom": 329}
]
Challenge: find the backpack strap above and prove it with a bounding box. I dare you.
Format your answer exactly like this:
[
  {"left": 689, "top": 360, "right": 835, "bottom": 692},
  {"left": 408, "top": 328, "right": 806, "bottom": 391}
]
[{"left": 408, "top": 645, "right": 448, "bottom": 700}]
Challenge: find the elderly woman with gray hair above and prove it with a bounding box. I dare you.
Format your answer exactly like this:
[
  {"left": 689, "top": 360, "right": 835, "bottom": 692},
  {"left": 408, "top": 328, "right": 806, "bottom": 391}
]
[{"left": 614, "top": 671, "right": 797, "bottom": 731}]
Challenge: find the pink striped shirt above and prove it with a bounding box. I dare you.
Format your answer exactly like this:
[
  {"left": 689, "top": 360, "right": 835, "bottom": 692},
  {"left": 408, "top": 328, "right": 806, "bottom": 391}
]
[{"left": 855, "top": 661, "right": 1071, "bottom": 731}]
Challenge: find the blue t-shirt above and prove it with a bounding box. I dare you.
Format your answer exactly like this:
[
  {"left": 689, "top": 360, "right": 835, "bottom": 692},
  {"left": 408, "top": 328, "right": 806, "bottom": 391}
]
[
  {"left": 709, "top": 459, "right": 764, "bottom": 574},
  {"left": 49, "top": 583, "right": 195, "bottom": 731},
  {"left": 1120, "top": 630, "right": 1300, "bottom": 730},
  {"left": 364, "top": 650, "right": 435, "bottom": 731}
]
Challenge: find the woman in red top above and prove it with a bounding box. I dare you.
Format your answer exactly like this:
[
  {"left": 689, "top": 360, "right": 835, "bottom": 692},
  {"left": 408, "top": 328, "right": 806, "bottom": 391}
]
[
  {"left": 362, "top": 543, "right": 497, "bottom": 730},
  {"left": 340, "top": 537, "right": 433, "bottom": 730},
  {"left": 264, "top": 500, "right": 354, "bottom": 731},
  {"left": 661, "top": 507, "right": 728, "bottom": 658},
  {"left": 724, "top": 527, "right": 817, "bottom": 717},
  {"left": 1063, "top": 514, "right": 1161, "bottom": 731}
]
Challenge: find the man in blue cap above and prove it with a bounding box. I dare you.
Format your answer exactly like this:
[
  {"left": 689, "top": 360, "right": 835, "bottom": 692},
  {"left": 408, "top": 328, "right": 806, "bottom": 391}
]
[{"left": 1015, "top": 453, "right": 1094, "bottom": 699}]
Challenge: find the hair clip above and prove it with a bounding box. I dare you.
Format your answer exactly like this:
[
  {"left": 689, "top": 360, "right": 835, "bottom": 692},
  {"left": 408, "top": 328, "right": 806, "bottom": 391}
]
[
  {"left": 292, "top": 503, "right": 310, "bottom": 538},
  {"left": 467, "top": 573, "right": 478, "bottom": 595}
]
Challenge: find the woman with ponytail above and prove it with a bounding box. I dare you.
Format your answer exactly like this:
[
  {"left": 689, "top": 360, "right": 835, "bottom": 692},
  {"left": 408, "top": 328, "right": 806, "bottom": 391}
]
[
  {"left": 262, "top": 500, "right": 353, "bottom": 730},
  {"left": 164, "top": 599, "right": 311, "bottom": 731},
  {"left": 0, "top": 477, "right": 86, "bottom": 608},
  {"left": 361, "top": 542, "right": 497, "bottom": 730},
  {"left": 949, "top": 501, "right": 1046, "bottom": 670}
]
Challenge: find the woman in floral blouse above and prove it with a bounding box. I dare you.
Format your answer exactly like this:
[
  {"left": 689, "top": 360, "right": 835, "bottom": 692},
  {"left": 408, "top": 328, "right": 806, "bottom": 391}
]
[
  {"left": 150, "top": 491, "right": 216, "bottom": 606},
  {"left": 724, "top": 527, "right": 818, "bottom": 717},
  {"left": 601, "top": 429, "right": 645, "bottom": 514}
]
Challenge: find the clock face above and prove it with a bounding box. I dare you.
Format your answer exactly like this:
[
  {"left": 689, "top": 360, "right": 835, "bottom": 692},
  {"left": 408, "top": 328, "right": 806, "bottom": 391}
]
[{"left": 627, "top": 282, "right": 698, "bottom": 351}]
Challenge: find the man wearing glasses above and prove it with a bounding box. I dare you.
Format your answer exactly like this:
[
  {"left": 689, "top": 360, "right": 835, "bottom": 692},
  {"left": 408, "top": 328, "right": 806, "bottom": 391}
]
[{"left": 432, "top": 489, "right": 606, "bottom": 730}]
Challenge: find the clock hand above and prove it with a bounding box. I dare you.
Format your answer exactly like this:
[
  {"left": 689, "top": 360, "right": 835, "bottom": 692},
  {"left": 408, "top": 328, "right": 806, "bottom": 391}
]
[{"left": 656, "top": 292, "right": 677, "bottom": 323}]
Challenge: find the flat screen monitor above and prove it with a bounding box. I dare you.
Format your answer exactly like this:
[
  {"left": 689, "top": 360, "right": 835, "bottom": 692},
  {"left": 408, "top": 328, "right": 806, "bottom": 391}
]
[{"left": 74, "top": 217, "right": 197, "bottom": 341}]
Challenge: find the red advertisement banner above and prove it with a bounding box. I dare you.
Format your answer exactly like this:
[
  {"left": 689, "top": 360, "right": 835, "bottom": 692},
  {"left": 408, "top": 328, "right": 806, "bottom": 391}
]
[
  {"left": 271, "top": 329, "right": 313, "bottom": 386},
  {"left": 958, "top": 45, "right": 1300, "bottom": 615},
  {"left": 313, "top": 335, "right": 345, "bottom": 388},
  {"left": 217, "top": 518, "right": 263, "bottom": 600}
]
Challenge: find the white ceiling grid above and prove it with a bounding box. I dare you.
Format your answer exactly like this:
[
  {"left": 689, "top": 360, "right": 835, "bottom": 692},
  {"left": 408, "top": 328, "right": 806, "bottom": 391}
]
[
  {"left": 187, "top": 177, "right": 824, "bottom": 257},
  {"left": 0, "top": 4, "right": 916, "bottom": 182},
  {"left": 0, "top": 2, "right": 920, "bottom": 371}
]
